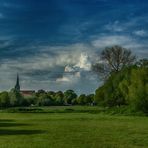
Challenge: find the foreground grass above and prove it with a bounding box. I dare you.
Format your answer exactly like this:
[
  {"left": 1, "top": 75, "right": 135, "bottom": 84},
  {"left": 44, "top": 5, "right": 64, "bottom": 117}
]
[{"left": 0, "top": 109, "right": 148, "bottom": 147}]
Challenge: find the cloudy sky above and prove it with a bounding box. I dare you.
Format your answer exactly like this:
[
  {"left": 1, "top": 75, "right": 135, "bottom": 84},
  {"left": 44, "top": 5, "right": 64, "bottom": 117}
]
[{"left": 0, "top": 0, "right": 148, "bottom": 94}]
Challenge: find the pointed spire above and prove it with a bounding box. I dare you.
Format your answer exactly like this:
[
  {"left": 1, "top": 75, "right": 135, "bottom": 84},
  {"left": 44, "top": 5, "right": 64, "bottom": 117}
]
[{"left": 15, "top": 73, "right": 20, "bottom": 92}]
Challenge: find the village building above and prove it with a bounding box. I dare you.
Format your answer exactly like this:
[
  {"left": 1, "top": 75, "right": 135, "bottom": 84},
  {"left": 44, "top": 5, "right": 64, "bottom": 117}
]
[{"left": 15, "top": 74, "right": 35, "bottom": 97}]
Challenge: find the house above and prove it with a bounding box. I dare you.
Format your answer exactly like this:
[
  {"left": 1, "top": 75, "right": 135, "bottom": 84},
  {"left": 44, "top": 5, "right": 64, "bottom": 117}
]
[{"left": 20, "top": 90, "right": 35, "bottom": 97}]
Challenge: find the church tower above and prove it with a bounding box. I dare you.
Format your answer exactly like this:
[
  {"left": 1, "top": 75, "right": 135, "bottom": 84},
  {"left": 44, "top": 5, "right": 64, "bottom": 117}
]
[{"left": 15, "top": 73, "right": 20, "bottom": 92}]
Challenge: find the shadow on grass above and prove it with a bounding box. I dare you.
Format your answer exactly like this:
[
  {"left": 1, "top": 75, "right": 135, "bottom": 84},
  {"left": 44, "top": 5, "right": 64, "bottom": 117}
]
[
  {"left": 0, "top": 119, "right": 14, "bottom": 122},
  {"left": 0, "top": 129, "right": 44, "bottom": 136},
  {"left": 0, "top": 119, "right": 45, "bottom": 136},
  {"left": 0, "top": 123, "right": 29, "bottom": 127}
]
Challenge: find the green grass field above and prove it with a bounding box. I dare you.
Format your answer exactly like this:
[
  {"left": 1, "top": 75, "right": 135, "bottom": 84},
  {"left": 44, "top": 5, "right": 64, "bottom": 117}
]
[{"left": 0, "top": 107, "right": 148, "bottom": 148}]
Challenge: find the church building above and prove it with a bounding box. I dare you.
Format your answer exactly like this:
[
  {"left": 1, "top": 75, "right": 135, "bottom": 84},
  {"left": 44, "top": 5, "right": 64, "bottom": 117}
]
[{"left": 15, "top": 74, "right": 35, "bottom": 97}]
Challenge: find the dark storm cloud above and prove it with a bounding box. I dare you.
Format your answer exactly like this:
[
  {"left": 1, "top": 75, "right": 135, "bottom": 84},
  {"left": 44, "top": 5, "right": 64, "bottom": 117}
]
[{"left": 0, "top": 0, "right": 147, "bottom": 42}]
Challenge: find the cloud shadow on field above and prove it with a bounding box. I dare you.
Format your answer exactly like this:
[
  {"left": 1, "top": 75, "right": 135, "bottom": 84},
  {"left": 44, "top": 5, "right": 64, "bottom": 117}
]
[
  {"left": 0, "top": 119, "right": 45, "bottom": 136},
  {"left": 0, "top": 129, "right": 44, "bottom": 136}
]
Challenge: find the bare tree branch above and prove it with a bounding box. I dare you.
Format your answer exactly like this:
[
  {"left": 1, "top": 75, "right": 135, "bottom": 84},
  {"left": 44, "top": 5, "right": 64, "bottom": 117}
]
[{"left": 92, "top": 45, "right": 136, "bottom": 80}]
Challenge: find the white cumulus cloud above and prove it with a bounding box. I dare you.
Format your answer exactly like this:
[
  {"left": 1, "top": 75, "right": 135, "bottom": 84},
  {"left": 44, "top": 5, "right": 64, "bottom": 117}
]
[{"left": 75, "top": 53, "right": 91, "bottom": 71}]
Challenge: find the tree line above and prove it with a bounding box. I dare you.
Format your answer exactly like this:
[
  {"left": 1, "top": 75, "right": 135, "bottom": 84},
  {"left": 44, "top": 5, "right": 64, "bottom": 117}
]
[{"left": 0, "top": 89, "right": 95, "bottom": 108}]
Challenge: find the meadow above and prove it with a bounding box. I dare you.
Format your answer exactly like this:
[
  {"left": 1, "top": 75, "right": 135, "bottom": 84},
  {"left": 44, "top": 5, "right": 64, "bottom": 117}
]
[{"left": 0, "top": 106, "right": 148, "bottom": 148}]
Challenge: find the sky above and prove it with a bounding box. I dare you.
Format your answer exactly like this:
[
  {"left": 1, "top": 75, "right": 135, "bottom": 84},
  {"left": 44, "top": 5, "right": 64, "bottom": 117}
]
[{"left": 0, "top": 0, "right": 148, "bottom": 94}]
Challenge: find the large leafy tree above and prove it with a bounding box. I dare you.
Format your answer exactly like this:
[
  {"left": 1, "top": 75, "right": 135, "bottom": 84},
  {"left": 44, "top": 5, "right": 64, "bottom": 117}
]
[
  {"left": 54, "top": 91, "right": 64, "bottom": 105},
  {"left": 0, "top": 91, "right": 10, "bottom": 108},
  {"left": 37, "top": 93, "right": 53, "bottom": 106},
  {"left": 9, "top": 88, "right": 24, "bottom": 106},
  {"left": 94, "top": 60, "right": 148, "bottom": 112},
  {"left": 64, "top": 90, "right": 77, "bottom": 104},
  {"left": 77, "top": 94, "right": 86, "bottom": 105}
]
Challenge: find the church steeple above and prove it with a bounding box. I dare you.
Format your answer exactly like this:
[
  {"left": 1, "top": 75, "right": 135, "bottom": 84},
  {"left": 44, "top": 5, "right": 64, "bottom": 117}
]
[{"left": 15, "top": 73, "right": 20, "bottom": 92}]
